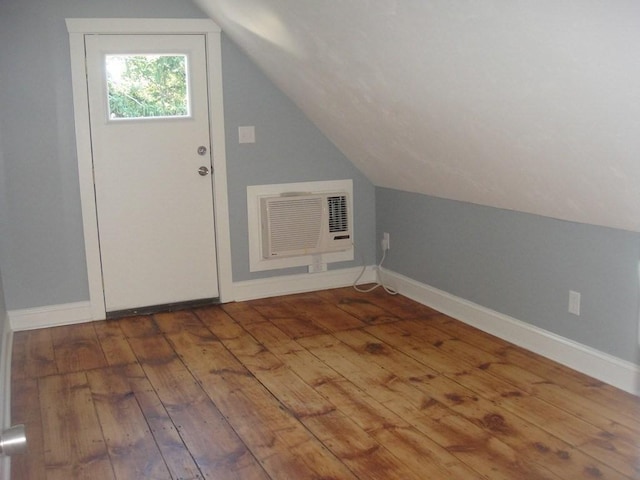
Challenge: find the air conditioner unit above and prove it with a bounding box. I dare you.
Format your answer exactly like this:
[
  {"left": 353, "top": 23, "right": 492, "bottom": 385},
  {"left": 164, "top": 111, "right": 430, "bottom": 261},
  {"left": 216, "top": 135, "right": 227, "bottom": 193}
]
[{"left": 260, "top": 192, "right": 352, "bottom": 258}]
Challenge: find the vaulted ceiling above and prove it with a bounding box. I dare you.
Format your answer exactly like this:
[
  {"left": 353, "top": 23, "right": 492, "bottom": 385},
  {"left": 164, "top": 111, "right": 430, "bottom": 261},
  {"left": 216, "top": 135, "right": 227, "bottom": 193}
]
[{"left": 195, "top": 0, "right": 640, "bottom": 232}]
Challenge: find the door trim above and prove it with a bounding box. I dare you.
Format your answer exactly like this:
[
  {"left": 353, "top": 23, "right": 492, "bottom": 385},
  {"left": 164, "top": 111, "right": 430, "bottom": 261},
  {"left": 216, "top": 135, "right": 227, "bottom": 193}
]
[{"left": 66, "top": 18, "right": 234, "bottom": 320}]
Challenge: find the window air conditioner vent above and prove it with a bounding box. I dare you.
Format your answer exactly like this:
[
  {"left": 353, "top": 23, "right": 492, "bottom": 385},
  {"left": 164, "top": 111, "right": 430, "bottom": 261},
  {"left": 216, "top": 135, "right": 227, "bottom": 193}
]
[
  {"left": 260, "top": 192, "right": 352, "bottom": 258},
  {"left": 327, "top": 195, "right": 348, "bottom": 233}
]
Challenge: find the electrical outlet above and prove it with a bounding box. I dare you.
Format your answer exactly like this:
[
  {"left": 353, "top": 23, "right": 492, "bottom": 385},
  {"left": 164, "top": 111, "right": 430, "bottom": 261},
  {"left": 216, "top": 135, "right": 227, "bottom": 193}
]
[
  {"left": 568, "top": 290, "right": 581, "bottom": 316},
  {"left": 308, "top": 262, "right": 327, "bottom": 273},
  {"left": 308, "top": 255, "right": 327, "bottom": 273},
  {"left": 382, "top": 232, "right": 390, "bottom": 251}
]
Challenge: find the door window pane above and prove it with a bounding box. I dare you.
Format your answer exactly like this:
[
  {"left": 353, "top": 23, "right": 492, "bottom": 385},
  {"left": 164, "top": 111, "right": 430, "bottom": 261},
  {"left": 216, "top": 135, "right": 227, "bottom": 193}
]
[{"left": 106, "top": 54, "right": 190, "bottom": 119}]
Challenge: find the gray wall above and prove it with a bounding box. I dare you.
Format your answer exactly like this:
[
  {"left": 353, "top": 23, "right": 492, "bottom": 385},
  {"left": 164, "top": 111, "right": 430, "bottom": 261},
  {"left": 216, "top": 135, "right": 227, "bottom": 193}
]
[
  {"left": 221, "top": 39, "right": 375, "bottom": 281},
  {"left": 377, "top": 187, "right": 640, "bottom": 364},
  {"left": 0, "top": 0, "right": 375, "bottom": 310}
]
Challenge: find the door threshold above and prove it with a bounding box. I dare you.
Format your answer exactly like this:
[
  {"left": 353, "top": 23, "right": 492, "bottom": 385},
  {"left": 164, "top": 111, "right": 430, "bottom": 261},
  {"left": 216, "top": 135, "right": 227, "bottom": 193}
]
[{"left": 106, "top": 297, "right": 220, "bottom": 320}]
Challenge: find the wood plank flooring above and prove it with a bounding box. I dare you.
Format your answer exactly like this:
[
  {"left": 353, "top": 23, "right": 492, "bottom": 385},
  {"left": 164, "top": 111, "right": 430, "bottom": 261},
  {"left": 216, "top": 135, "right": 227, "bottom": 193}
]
[{"left": 10, "top": 287, "right": 640, "bottom": 479}]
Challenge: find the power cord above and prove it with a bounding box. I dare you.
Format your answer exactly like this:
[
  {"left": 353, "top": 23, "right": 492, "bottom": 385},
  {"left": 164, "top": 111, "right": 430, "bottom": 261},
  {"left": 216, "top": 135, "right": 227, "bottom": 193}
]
[{"left": 352, "top": 241, "right": 398, "bottom": 295}]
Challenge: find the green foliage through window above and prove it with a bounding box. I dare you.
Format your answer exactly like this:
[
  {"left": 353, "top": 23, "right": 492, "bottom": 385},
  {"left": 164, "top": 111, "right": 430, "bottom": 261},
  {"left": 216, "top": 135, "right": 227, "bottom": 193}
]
[{"left": 106, "top": 55, "right": 189, "bottom": 119}]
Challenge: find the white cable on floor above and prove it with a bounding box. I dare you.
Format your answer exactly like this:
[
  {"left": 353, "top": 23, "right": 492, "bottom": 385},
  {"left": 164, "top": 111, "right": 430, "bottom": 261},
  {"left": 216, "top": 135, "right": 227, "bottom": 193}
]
[{"left": 352, "top": 244, "right": 398, "bottom": 295}]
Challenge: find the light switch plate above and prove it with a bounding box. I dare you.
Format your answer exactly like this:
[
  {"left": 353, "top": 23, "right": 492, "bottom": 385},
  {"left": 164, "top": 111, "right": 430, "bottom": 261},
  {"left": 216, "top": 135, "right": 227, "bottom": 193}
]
[{"left": 238, "top": 126, "right": 255, "bottom": 144}]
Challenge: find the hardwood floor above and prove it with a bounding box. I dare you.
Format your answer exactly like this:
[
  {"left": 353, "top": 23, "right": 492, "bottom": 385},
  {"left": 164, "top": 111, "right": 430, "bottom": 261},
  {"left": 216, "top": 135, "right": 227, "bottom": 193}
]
[{"left": 10, "top": 287, "right": 640, "bottom": 479}]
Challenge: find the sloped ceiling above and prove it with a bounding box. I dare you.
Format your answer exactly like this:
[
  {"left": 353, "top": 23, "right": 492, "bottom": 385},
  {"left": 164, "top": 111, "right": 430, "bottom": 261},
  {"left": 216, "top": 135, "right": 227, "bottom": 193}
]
[{"left": 195, "top": 0, "right": 640, "bottom": 232}]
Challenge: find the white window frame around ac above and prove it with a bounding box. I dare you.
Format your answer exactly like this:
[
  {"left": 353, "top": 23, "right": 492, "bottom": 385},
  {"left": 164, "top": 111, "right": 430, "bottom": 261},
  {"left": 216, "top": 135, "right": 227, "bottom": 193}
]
[{"left": 247, "top": 179, "right": 354, "bottom": 272}]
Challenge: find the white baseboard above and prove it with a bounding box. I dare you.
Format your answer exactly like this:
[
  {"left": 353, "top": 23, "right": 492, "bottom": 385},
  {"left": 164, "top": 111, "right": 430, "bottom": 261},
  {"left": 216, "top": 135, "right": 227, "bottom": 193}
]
[
  {"left": 233, "top": 266, "right": 377, "bottom": 302},
  {"left": 382, "top": 269, "right": 640, "bottom": 396},
  {"left": 6, "top": 267, "right": 376, "bottom": 329},
  {"left": 9, "top": 301, "right": 94, "bottom": 331},
  {"left": 10, "top": 268, "right": 634, "bottom": 395}
]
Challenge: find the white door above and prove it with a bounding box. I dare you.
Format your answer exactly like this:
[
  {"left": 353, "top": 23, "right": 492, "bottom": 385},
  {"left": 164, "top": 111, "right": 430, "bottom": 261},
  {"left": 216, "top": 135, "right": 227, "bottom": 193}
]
[{"left": 85, "top": 34, "right": 219, "bottom": 313}]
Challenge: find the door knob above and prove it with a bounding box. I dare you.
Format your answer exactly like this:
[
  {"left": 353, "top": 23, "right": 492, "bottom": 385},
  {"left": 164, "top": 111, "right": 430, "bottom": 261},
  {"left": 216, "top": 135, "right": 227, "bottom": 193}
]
[
  {"left": 0, "top": 424, "right": 27, "bottom": 456},
  {"left": 198, "top": 166, "right": 209, "bottom": 176}
]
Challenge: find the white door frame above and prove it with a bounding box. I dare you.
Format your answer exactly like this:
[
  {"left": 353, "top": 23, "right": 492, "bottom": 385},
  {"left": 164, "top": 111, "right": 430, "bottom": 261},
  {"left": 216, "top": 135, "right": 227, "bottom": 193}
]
[{"left": 66, "top": 18, "right": 234, "bottom": 320}]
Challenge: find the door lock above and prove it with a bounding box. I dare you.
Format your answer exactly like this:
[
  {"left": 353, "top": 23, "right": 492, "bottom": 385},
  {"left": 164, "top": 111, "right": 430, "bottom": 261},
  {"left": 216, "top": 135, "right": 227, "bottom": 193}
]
[{"left": 197, "top": 146, "right": 208, "bottom": 156}]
